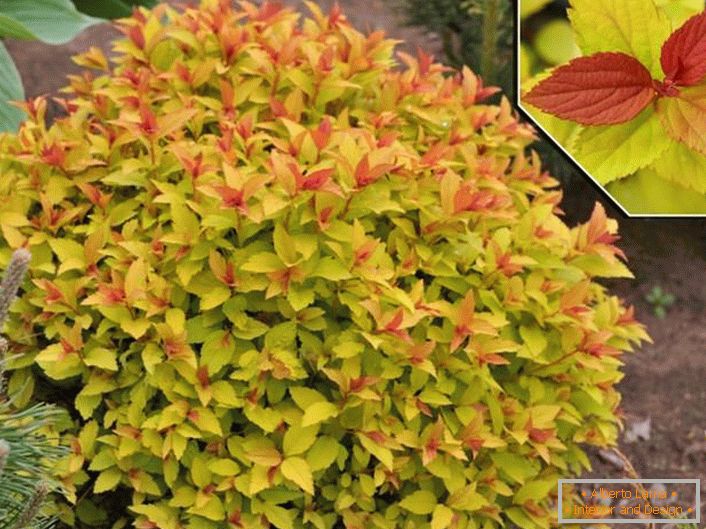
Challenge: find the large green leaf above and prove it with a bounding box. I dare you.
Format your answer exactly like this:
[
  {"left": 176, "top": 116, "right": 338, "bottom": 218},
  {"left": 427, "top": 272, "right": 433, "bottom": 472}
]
[
  {"left": 71, "top": 0, "right": 157, "bottom": 20},
  {"left": 607, "top": 168, "right": 706, "bottom": 215},
  {"left": 655, "top": 0, "right": 705, "bottom": 26},
  {"left": 0, "top": 0, "right": 100, "bottom": 45},
  {"left": 568, "top": 0, "right": 672, "bottom": 78},
  {"left": 0, "top": 42, "right": 24, "bottom": 133},
  {"left": 651, "top": 140, "right": 706, "bottom": 194},
  {"left": 0, "top": 14, "right": 35, "bottom": 39},
  {"left": 573, "top": 107, "right": 670, "bottom": 184}
]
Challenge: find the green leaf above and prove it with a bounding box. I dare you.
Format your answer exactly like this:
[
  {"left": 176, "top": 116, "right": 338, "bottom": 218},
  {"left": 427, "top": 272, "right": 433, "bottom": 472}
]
[
  {"left": 357, "top": 434, "right": 393, "bottom": 470},
  {"left": 0, "top": 0, "right": 100, "bottom": 45},
  {"left": 189, "top": 407, "right": 223, "bottom": 436},
  {"left": 71, "top": 0, "right": 138, "bottom": 19},
  {"left": 568, "top": 0, "right": 671, "bottom": 78},
  {"left": 49, "top": 238, "right": 86, "bottom": 273},
  {"left": 287, "top": 287, "right": 314, "bottom": 311},
  {"left": 244, "top": 406, "right": 282, "bottom": 433},
  {"left": 94, "top": 467, "right": 122, "bottom": 493},
  {"left": 264, "top": 322, "right": 297, "bottom": 350},
  {"left": 241, "top": 252, "right": 284, "bottom": 273},
  {"left": 607, "top": 168, "right": 706, "bottom": 215},
  {"left": 281, "top": 456, "right": 314, "bottom": 494},
  {"left": 211, "top": 380, "right": 242, "bottom": 407},
  {"left": 655, "top": 0, "right": 704, "bottom": 26},
  {"left": 431, "top": 505, "right": 454, "bottom": 529},
  {"left": 283, "top": 424, "right": 319, "bottom": 456},
  {"left": 306, "top": 436, "right": 341, "bottom": 472},
  {"left": 263, "top": 505, "right": 294, "bottom": 529},
  {"left": 289, "top": 387, "right": 327, "bottom": 409},
  {"left": 312, "top": 257, "right": 352, "bottom": 280},
  {"left": 207, "top": 458, "right": 240, "bottom": 476},
  {"left": 121, "top": 317, "right": 152, "bottom": 339},
  {"left": 0, "top": 14, "right": 34, "bottom": 39},
  {"left": 519, "top": 325, "right": 547, "bottom": 358},
  {"left": 491, "top": 453, "right": 539, "bottom": 484},
  {"left": 84, "top": 347, "right": 118, "bottom": 371},
  {"left": 506, "top": 507, "right": 542, "bottom": 529},
  {"left": 76, "top": 498, "right": 109, "bottom": 525},
  {"left": 399, "top": 490, "right": 437, "bottom": 515},
  {"left": 514, "top": 479, "right": 556, "bottom": 504},
  {"left": 573, "top": 108, "right": 670, "bottom": 184},
  {"left": 448, "top": 485, "right": 489, "bottom": 511},
  {"left": 533, "top": 20, "right": 580, "bottom": 66},
  {"left": 0, "top": 42, "right": 24, "bottom": 133},
  {"left": 273, "top": 223, "right": 298, "bottom": 265},
  {"left": 301, "top": 401, "right": 338, "bottom": 427},
  {"left": 651, "top": 141, "right": 706, "bottom": 194},
  {"left": 570, "top": 254, "right": 634, "bottom": 278},
  {"left": 201, "top": 331, "right": 235, "bottom": 375},
  {"left": 189, "top": 496, "right": 225, "bottom": 521}
]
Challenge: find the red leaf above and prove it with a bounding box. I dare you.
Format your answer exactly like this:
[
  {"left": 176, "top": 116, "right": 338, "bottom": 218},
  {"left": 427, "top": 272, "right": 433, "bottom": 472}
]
[
  {"left": 524, "top": 52, "right": 656, "bottom": 125},
  {"left": 214, "top": 185, "right": 246, "bottom": 210},
  {"left": 311, "top": 118, "right": 332, "bottom": 151},
  {"left": 420, "top": 142, "right": 450, "bottom": 166},
  {"left": 656, "top": 84, "right": 706, "bottom": 155},
  {"left": 255, "top": 1, "right": 284, "bottom": 22},
  {"left": 384, "top": 308, "right": 404, "bottom": 332},
  {"left": 301, "top": 168, "right": 334, "bottom": 190},
  {"left": 128, "top": 25, "right": 145, "bottom": 49},
  {"left": 661, "top": 11, "right": 706, "bottom": 86},
  {"left": 417, "top": 46, "right": 433, "bottom": 76},
  {"left": 329, "top": 3, "right": 343, "bottom": 26},
  {"left": 269, "top": 97, "right": 288, "bottom": 118},
  {"left": 138, "top": 103, "right": 158, "bottom": 136}
]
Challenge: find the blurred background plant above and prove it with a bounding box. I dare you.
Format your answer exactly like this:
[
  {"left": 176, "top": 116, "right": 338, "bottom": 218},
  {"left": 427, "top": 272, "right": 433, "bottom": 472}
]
[
  {"left": 0, "top": 250, "right": 67, "bottom": 529},
  {"left": 645, "top": 286, "right": 676, "bottom": 319},
  {"left": 0, "top": 0, "right": 155, "bottom": 132},
  {"left": 519, "top": 0, "right": 579, "bottom": 83},
  {"left": 397, "top": 0, "right": 513, "bottom": 95}
]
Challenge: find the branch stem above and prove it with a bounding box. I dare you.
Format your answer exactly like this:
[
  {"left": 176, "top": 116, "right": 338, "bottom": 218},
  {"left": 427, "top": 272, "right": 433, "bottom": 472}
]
[{"left": 480, "top": 0, "right": 500, "bottom": 83}]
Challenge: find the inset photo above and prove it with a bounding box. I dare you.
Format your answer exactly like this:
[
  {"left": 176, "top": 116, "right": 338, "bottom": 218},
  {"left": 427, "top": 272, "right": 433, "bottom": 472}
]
[{"left": 518, "top": 0, "right": 706, "bottom": 216}]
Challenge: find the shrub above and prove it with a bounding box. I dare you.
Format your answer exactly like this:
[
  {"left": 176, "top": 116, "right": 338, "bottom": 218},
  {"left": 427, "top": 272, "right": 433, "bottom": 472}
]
[{"left": 0, "top": 1, "right": 649, "bottom": 528}]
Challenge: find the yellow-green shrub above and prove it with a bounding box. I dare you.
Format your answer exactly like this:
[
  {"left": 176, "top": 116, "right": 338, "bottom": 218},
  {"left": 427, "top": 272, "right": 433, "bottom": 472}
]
[{"left": 0, "top": 1, "right": 649, "bottom": 528}]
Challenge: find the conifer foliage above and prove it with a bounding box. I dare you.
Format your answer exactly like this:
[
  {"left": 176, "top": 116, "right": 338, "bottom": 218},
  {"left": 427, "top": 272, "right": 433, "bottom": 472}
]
[{"left": 0, "top": 249, "right": 64, "bottom": 529}]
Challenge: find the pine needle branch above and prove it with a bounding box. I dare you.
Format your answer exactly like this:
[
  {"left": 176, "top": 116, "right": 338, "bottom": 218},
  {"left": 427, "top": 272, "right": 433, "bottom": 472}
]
[{"left": 0, "top": 249, "right": 66, "bottom": 529}]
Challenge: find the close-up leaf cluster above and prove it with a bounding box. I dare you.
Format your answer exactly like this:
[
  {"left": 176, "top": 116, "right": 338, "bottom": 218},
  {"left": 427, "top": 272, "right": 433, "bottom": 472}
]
[
  {"left": 521, "top": 0, "right": 706, "bottom": 215},
  {"left": 0, "top": 1, "right": 649, "bottom": 528}
]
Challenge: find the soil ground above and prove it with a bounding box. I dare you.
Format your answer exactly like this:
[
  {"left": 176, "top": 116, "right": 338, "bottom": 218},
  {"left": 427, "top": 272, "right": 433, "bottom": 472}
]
[{"left": 5, "top": 0, "right": 704, "bottom": 519}]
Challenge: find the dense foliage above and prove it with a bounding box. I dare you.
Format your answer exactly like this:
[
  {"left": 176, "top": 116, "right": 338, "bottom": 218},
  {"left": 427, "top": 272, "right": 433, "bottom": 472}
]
[{"left": 0, "top": 1, "right": 648, "bottom": 528}]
